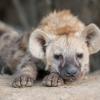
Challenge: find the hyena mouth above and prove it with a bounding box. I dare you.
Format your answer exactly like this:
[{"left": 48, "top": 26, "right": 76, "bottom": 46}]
[
  {"left": 62, "top": 74, "right": 80, "bottom": 82},
  {"left": 60, "top": 72, "right": 80, "bottom": 82}
]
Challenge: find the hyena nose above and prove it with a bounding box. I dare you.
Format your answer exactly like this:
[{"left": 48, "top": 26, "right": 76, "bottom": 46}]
[
  {"left": 65, "top": 67, "right": 77, "bottom": 76},
  {"left": 64, "top": 65, "right": 78, "bottom": 77}
]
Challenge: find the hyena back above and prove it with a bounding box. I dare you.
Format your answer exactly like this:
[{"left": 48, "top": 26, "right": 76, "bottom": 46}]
[
  {"left": 0, "top": 10, "right": 100, "bottom": 87},
  {"left": 0, "top": 22, "right": 24, "bottom": 74}
]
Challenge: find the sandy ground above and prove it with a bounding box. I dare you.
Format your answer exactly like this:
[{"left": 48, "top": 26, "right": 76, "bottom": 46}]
[{"left": 0, "top": 71, "right": 100, "bottom": 100}]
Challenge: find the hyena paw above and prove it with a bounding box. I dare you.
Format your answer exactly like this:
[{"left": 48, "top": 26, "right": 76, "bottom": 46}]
[
  {"left": 42, "top": 73, "right": 64, "bottom": 87},
  {"left": 12, "top": 74, "right": 34, "bottom": 88}
]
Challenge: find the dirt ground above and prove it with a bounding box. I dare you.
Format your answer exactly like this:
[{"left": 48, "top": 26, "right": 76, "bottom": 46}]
[{"left": 0, "top": 71, "right": 100, "bottom": 100}]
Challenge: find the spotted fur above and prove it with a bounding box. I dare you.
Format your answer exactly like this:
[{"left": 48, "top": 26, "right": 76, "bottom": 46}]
[{"left": 0, "top": 10, "right": 100, "bottom": 88}]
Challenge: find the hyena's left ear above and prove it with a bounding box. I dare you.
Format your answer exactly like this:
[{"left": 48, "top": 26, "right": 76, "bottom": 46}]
[
  {"left": 28, "top": 29, "right": 48, "bottom": 59},
  {"left": 82, "top": 23, "right": 100, "bottom": 54}
]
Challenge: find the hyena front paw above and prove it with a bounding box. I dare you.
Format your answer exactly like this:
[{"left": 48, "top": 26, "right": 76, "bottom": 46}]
[
  {"left": 42, "top": 73, "right": 64, "bottom": 87},
  {"left": 12, "top": 74, "right": 34, "bottom": 88}
]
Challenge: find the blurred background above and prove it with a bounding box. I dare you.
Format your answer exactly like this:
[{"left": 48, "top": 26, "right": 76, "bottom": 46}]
[
  {"left": 0, "top": 0, "right": 100, "bottom": 71},
  {"left": 0, "top": 0, "right": 100, "bottom": 30}
]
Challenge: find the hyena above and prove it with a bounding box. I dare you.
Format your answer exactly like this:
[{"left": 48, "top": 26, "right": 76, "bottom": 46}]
[{"left": 0, "top": 10, "right": 100, "bottom": 87}]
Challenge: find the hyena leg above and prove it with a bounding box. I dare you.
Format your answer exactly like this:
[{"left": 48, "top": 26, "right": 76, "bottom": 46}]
[
  {"left": 12, "top": 53, "right": 37, "bottom": 88},
  {"left": 12, "top": 64, "right": 37, "bottom": 88},
  {"left": 42, "top": 73, "right": 64, "bottom": 87}
]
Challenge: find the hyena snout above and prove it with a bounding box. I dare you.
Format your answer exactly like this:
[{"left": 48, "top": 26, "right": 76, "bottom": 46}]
[{"left": 60, "top": 63, "right": 80, "bottom": 81}]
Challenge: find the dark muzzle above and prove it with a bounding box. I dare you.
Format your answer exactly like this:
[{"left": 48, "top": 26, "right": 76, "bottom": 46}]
[{"left": 60, "top": 63, "right": 80, "bottom": 81}]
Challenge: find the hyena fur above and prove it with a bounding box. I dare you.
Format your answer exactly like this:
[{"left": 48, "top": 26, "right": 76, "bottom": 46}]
[{"left": 0, "top": 10, "right": 100, "bottom": 88}]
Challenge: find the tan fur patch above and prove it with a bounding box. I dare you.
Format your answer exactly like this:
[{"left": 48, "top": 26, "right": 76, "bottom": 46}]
[
  {"left": 56, "top": 26, "right": 76, "bottom": 36},
  {"left": 39, "top": 10, "right": 85, "bottom": 37}
]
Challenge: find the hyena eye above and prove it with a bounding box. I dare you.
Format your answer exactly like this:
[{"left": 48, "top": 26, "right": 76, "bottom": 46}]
[
  {"left": 54, "top": 54, "right": 62, "bottom": 60},
  {"left": 76, "top": 53, "right": 83, "bottom": 59}
]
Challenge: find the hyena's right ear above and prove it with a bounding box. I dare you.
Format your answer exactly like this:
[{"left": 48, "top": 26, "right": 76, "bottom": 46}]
[{"left": 28, "top": 29, "right": 48, "bottom": 59}]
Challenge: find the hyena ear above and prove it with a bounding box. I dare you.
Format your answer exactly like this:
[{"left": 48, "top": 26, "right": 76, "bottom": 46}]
[
  {"left": 28, "top": 29, "right": 48, "bottom": 59},
  {"left": 82, "top": 23, "right": 100, "bottom": 54}
]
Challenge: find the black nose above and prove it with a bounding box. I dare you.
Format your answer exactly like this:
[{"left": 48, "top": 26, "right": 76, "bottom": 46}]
[
  {"left": 66, "top": 67, "right": 77, "bottom": 76},
  {"left": 62, "top": 64, "right": 79, "bottom": 77}
]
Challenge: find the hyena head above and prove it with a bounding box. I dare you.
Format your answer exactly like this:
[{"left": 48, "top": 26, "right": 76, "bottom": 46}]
[{"left": 29, "top": 23, "right": 100, "bottom": 82}]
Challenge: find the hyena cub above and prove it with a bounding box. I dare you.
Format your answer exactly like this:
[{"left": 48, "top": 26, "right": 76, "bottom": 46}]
[
  {"left": 13, "top": 10, "right": 100, "bottom": 87},
  {"left": 1, "top": 10, "right": 100, "bottom": 87}
]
